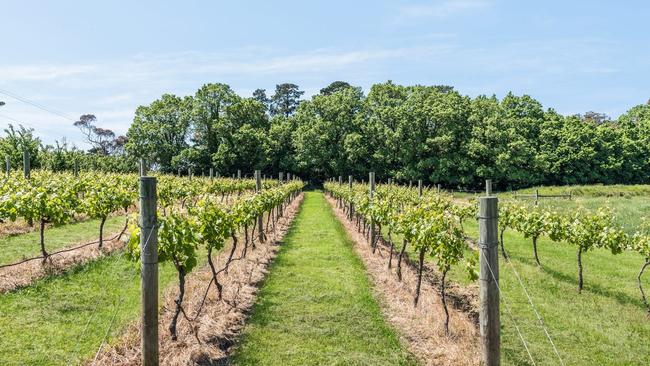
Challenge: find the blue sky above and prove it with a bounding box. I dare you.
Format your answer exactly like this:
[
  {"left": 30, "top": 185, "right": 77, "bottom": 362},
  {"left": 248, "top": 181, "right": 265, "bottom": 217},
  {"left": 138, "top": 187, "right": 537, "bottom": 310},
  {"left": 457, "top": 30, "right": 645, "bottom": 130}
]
[{"left": 0, "top": 0, "right": 648, "bottom": 148}]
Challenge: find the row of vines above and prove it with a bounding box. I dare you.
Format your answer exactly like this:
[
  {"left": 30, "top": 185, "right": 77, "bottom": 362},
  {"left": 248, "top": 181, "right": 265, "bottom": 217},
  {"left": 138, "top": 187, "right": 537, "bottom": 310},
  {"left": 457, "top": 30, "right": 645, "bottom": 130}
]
[
  {"left": 324, "top": 181, "right": 650, "bottom": 334},
  {"left": 0, "top": 171, "right": 282, "bottom": 266},
  {"left": 127, "top": 178, "right": 304, "bottom": 339}
]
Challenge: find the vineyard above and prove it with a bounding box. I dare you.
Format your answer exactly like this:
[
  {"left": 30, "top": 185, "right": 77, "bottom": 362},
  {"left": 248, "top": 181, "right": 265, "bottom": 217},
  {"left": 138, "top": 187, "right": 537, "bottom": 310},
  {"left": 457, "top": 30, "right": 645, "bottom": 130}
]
[
  {"left": 324, "top": 179, "right": 650, "bottom": 365},
  {"left": 0, "top": 164, "right": 648, "bottom": 365},
  {"left": 0, "top": 170, "right": 304, "bottom": 364}
]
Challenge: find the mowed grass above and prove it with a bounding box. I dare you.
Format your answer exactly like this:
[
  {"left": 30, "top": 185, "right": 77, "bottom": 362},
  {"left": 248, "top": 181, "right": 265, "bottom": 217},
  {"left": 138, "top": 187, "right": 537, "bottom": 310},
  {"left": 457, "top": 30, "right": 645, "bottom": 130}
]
[
  {"left": 0, "top": 253, "right": 179, "bottom": 365},
  {"left": 0, "top": 215, "right": 127, "bottom": 265},
  {"left": 233, "top": 191, "right": 417, "bottom": 366},
  {"left": 443, "top": 203, "right": 650, "bottom": 365}
]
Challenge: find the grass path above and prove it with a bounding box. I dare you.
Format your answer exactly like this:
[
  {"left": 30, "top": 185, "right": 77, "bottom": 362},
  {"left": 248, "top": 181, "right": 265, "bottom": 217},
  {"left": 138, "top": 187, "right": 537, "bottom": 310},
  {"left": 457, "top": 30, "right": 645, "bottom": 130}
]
[{"left": 233, "top": 191, "right": 417, "bottom": 366}]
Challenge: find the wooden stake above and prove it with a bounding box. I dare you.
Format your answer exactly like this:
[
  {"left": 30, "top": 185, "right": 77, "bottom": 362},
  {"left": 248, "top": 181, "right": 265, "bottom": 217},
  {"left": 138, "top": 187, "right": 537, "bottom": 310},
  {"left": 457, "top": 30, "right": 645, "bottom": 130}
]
[
  {"left": 140, "top": 177, "right": 158, "bottom": 366},
  {"left": 479, "top": 196, "right": 500, "bottom": 366},
  {"left": 23, "top": 150, "right": 30, "bottom": 179}
]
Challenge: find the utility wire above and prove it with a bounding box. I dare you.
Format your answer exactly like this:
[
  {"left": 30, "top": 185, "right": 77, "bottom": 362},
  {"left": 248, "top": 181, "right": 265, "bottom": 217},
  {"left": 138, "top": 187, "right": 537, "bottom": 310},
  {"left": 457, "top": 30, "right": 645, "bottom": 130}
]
[
  {"left": 484, "top": 258, "right": 537, "bottom": 365},
  {"left": 0, "top": 87, "right": 77, "bottom": 122},
  {"left": 505, "top": 259, "right": 565, "bottom": 365}
]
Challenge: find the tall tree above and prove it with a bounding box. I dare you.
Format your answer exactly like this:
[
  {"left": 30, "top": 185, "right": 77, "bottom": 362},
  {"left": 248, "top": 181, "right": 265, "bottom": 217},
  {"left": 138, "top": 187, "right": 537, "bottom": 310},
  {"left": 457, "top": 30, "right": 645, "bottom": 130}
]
[
  {"left": 126, "top": 94, "right": 192, "bottom": 172},
  {"left": 319, "top": 81, "right": 352, "bottom": 95},
  {"left": 74, "top": 114, "right": 125, "bottom": 155},
  {"left": 270, "top": 83, "right": 304, "bottom": 117},
  {"left": 252, "top": 88, "right": 270, "bottom": 111}
]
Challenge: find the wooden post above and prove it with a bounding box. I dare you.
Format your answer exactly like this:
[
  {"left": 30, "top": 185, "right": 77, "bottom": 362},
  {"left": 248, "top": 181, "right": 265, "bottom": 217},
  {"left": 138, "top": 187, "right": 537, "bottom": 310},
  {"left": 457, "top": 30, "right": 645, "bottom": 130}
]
[
  {"left": 23, "top": 150, "right": 30, "bottom": 179},
  {"left": 209, "top": 168, "right": 214, "bottom": 179},
  {"left": 485, "top": 179, "right": 492, "bottom": 196},
  {"left": 140, "top": 176, "right": 158, "bottom": 366},
  {"left": 5, "top": 156, "right": 9, "bottom": 177},
  {"left": 388, "top": 178, "right": 392, "bottom": 185},
  {"left": 535, "top": 189, "right": 539, "bottom": 205},
  {"left": 369, "top": 172, "right": 376, "bottom": 248},
  {"left": 479, "top": 196, "right": 500, "bottom": 366},
  {"left": 73, "top": 160, "right": 79, "bottom": 177},
  {"left": 255, "top": 170, "right": 264, "bottom": 243},
  {"left": 418, "top": 179, "right": 423, "bottom": 198},
  {"left": 177, "top": 168, "right": 181, "bottom": 177},
  {"left": 280, "top": 172, "right": 284, "bottom": 183},
  {"left": 348, "top": 175, "right": 353, "bottom": 220},
  {"left": 139, "top": 158, "right": 146, "bottom": 177},
  {"left": 237, "top": 169, "right": 241, "bottom": 179}
]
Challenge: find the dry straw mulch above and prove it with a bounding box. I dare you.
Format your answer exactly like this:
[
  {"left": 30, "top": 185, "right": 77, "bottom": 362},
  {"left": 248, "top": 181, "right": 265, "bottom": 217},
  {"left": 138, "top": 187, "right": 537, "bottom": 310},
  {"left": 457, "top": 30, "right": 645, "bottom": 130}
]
[
  {"left": 325, "top": 195, "right": 480, "bottom": 366},
  {"left": 91, "top": 193, "right": 304, "bottom": 366}
]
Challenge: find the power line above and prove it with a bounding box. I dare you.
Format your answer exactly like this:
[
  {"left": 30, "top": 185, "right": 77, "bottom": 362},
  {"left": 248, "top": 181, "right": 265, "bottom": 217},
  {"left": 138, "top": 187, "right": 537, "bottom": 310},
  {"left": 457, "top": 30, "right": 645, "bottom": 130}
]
[
  {"left": 0, "top": 113, "right": 38, "bottom": 130},
  {"left": 0, "top": 87, "right": 77, "bottom": 122}
]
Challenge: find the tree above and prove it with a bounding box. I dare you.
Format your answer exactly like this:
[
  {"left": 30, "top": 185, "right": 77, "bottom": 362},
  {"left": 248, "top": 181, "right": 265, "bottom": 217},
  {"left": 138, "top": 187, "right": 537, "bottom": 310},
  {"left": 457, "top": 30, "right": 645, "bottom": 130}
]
[
  {"left": 252, "top": 88, "right": 270, "bottom": 111},
  {"left": 270, "top": 83, "right": 304, "bottom": 117},
  {"left": 291, "top": 86, "right": 363, "bottom": 179},
  {"left": 126, "top": 94, "right": 192, "bottom": 172},
  {"left": 74, "top": 114, "right": 125, "bottom": 155},
  {"left": 0, "top": 124, "right": 42, "bottom": 170},
  {"left": 319, "top": 81, "right": 352, "bottom": 95},
  {"left": 581, "top": 111, "right": 611, "bottom": 125}
]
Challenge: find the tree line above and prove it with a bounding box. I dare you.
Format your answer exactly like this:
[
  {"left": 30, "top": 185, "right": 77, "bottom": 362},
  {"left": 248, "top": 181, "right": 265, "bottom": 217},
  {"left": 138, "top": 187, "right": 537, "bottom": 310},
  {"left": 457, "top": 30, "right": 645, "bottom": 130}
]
[
  {"left": 124, "top": 81, "right": 650, "bottom": 188},
  {"left": 3, "top": 81, "right": 649, "bottom": 188}
]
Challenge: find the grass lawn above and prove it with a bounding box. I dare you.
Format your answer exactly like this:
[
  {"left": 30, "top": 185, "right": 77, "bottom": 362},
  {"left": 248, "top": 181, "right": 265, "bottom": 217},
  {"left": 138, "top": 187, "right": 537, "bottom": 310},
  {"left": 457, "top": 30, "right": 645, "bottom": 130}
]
[
  {"left": 445, "top": 210, "right": 650, "bottom": 365},
  {"left": 233, "top": 191, "right": 417, "bottom": 366},
  {"left": 0, "top": 252, "right": 179, "bottom": 365},
  {"left": 375, "top": 187, "right": 650, "bottom": 365},
  {"left": 0, "top": 215, "right": 127, "bottom": 266}
]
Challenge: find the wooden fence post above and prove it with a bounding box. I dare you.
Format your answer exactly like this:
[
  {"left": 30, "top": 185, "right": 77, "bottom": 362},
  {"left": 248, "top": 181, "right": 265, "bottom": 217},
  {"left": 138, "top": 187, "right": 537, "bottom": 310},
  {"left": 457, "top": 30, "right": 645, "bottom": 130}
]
[
  {"left": 486, "top": 179, "right": 492, "bottom": 196},
  {"left": 369, "top": 172, "right": 376, "bottom": 249},
  {"left": 479, "top": 195, "right": 500, "bottom": 366},
  {"left": 23, "top": 150, "right": 30, "bottom": 179},
  {"left": 5, "top": 156, "right": 9, "bottom": 177},
  {"left": 140, "top": 176, "right": 158, "bottom": 366},
  {"left": 209, "top": 168, "right": 214, "bottom": 179},
  {"left": 348, "top": 175, "right": 353, "bottom": 220},
  {"left": 418, "top": 179, "right": 423, "bottom": 198},
  {"left": 139, "top": 158, "right": 146, "bottom": 177},
  {"left": 535, "top": 189, "right": 539, "bottom": 205},
  {"left": 256, "top": 170, "right": 264, "bottom": 243},
  {"left": 237, "top": 169, "right": 241, "bottom": 179}
]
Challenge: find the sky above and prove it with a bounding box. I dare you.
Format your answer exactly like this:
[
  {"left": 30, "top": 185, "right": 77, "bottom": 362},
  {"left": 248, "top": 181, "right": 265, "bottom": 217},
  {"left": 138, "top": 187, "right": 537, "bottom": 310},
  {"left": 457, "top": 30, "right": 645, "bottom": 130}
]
[{"left": 0, "top": 0, "right": 648, "bottom": 148}]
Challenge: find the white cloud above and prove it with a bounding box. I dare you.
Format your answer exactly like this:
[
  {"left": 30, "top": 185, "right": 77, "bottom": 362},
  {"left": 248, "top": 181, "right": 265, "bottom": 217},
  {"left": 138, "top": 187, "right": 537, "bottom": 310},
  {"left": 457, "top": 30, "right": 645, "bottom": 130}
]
[{"left": 395, "top": 0, "right": 491, "bottom": 22}]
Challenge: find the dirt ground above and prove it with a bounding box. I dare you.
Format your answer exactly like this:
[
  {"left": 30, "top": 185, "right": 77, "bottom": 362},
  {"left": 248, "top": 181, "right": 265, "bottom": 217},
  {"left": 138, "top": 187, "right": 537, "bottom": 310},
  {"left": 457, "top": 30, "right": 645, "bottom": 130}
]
[
  {"left": 91, "top": 193, "right": 304, "bottom": 366},
  {"left": 325, "top": 195, "right": 480, "bottom": 366}
]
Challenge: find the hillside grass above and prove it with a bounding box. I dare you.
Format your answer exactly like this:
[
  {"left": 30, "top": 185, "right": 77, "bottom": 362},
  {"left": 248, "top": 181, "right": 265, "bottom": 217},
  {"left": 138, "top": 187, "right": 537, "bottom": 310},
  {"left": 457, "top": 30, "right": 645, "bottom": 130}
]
[
  {"left": 233, "top": 191, "right": 417, "bottom": 366},
  {"left": 0, "top": 215, "right": 127, "bottom": 266}
]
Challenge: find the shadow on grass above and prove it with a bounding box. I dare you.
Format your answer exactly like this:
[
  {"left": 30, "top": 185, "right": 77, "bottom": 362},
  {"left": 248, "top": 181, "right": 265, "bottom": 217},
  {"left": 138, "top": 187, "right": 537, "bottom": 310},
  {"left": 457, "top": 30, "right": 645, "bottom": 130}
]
[{"left": 507, "top": 253, "right": 646, "bottom": 310}]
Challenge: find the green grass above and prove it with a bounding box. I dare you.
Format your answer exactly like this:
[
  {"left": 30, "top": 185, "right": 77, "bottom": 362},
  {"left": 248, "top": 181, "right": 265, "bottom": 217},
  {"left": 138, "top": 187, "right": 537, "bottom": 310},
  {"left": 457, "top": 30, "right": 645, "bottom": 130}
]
[
  {"left": 233, "top": 191, "right": 417, "bottom": 366},
  {"left": 454, "top": 190, "right": 650, "bottom": 233},
  {"left": 0, "top": 215, "right": 127, "bottom": 265},
  {"left": 381, "top": 188, "right": 650, "bottom": 364},
  {"left": 0, "top": 252, "right": 178, "bottom": 365},
  {"left": 443, "top": 218, "right": 650, "bottom": 365}
]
